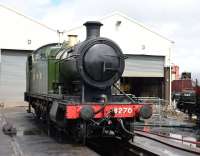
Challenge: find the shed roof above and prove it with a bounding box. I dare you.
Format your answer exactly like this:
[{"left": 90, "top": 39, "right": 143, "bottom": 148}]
[
  {"left": 65, "top": 11, "right": 174, "bottom": 44},
  {"left": 0, "top": 3, "right": 56, "bottom": 32}
]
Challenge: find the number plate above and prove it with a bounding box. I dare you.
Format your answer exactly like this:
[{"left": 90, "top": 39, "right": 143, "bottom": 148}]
[
  {"left": 113, "top": 107, "right": 133, "bottom": 114},
  {"left": 104, "top": 105, "right": 135, "bottom": 118}
]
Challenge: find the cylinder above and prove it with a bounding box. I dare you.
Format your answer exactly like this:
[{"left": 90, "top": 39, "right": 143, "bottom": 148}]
[{"left": 83, "top": 21, "right": 103, "bottom": 40}]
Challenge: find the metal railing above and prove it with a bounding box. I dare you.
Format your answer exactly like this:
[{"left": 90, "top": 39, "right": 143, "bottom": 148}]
[{"left": 132, "top": 97, "right": 174, "bottom": 124}]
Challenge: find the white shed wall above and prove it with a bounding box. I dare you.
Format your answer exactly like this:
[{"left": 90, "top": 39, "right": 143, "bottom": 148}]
[
  {"left": 0, "top": 5, "right": 58, "bottom": 50},
  {"left": 66, "top": 13, "right": 173, "bottom": 66}
]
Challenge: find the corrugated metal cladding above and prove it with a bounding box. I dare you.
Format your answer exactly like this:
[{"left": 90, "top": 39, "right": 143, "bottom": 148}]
[
  {"left": 0, "top": 50, "right": 31, "bottom": 101},
  {"left": 123, "top": 54, "right": 165, "bottom": 77}
]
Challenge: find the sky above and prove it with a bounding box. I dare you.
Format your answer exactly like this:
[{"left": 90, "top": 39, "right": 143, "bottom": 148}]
[{"left": 0, "top": 0, "right": 200, "bottom": 78}]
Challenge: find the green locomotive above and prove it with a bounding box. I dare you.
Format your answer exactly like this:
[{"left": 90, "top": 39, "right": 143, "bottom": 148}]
[{"left": 25, "top": 21, "right": 152, "bottom": 143}]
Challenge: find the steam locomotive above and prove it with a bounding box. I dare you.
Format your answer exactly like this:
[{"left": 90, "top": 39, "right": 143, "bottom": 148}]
[
  {"left": 24, "top": 21, "right": 152, "bottom": 143},
  {"left": 176, "top": 87, "right": 200, "bottom": 120},
  {"left": 172, "top": 77, "right": 200, "bottom": 121}
]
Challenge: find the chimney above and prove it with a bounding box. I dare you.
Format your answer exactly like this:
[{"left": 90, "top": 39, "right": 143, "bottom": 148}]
[{"left": 83, "top": 21, "right": 103, "bottom": 40}]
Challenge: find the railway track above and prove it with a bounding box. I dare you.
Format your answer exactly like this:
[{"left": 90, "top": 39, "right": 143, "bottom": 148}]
[
  {"left": 86, "top": 134, "right": 200, "bottom": 156},
  {"left": 86, "top": 137, "right": 158, "bottom": 156},
  {"left": 134, "top": 130, "right": 200, "bottom": 155},
  {"left": 1, "top": 106, "right": 200, "bottom": 156}
]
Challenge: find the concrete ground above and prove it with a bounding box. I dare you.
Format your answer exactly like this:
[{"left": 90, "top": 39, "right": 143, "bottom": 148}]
[
  {"left": 0, "top": 102, "right": 199, "bottom": 156},
  {"left": 0, "top": 106, "right": 99, "bottom": 156},
  {"left": 0, "top": 100, "right": 28, "bottom": 108}
]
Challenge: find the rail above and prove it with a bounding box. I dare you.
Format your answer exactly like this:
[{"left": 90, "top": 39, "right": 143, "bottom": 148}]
[
  {"left": 134, "top": 129, "right": 200, "bottom": 155},
  {"left": 86, "top": 137, "right": 159, "bottom": 156}
]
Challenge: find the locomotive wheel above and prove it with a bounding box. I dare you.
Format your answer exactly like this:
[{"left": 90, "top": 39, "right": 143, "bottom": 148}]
[
  {"left": 47, "top": 120, "right": 55, "bottom": 137},
  {"left": 56, "top": 128, "right": 64, "bottom": 143},
  {"left": 34, "top": 108, "right": 41, "bottom": 120},
  {"left": 74, "top": 122, "right": 87, "bottom": 144}
]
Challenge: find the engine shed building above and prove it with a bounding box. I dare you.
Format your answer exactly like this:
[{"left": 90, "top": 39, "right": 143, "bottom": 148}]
[
  {"left": 0, "top": 4, "right": 58, "bottom": 106},
  {"left": 66, "top": 12, "right": 174, "bottom": 102},
  {"left": 0, "top": 4, "right": 173, "bottom": 106}
]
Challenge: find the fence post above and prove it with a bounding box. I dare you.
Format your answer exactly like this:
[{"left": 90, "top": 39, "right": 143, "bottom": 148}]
[{"left": 159, "top": 98, "right": 161, "bottom": 125}]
